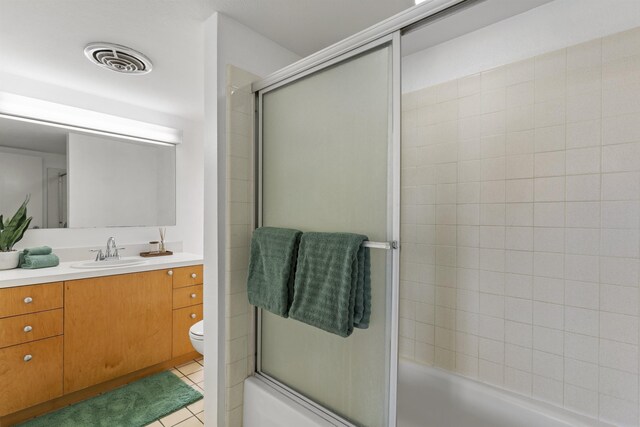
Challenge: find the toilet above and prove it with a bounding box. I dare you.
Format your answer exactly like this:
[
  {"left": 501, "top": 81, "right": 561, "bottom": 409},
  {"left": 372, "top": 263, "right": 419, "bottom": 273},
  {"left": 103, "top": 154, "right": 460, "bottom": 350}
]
[{"left": 189, "top": 320, "right": 204, "bottom": 355}]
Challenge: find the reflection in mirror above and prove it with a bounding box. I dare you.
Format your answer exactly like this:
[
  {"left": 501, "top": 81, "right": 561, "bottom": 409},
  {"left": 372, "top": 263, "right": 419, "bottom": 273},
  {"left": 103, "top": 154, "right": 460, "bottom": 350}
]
[
  {"left": 0, "top": 116, "right": 176, "bottom": 229},
  {"left": 0, "top": 117, "right": 67, "bottom": 228}
]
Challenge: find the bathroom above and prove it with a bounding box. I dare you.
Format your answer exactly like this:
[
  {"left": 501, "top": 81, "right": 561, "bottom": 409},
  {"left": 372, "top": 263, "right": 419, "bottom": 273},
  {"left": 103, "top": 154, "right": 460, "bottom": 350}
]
[{"left": 1, "top": 0, "right": 640, "bottom": 426}]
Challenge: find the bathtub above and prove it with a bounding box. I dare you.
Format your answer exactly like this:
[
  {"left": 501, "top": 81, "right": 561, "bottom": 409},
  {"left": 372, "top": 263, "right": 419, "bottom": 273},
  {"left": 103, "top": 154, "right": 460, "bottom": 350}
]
[
  {"left": 244, "top": 375, "right": 336, "bottom": 427},
  {"left": 397, "top": 361, "right": 606, "bottom": 427},
  {"left": 244, "top": 362, "right": 607, "bottom": 427}
]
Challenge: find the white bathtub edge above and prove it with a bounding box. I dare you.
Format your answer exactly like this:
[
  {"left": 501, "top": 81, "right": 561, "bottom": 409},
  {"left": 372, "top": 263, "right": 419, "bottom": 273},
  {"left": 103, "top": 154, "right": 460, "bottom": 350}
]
[
  {"left": 243, "top": 375, "right": 339, "bottom": 427},
  {"left": 399, "top": 360, "right": 614, "bottom": 427}
]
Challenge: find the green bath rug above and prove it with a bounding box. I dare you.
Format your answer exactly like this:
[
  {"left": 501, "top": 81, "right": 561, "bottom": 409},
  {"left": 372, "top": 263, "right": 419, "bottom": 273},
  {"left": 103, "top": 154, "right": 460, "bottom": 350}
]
[{"left": 18, "top": 371, "right": 203, "bottom": 427}]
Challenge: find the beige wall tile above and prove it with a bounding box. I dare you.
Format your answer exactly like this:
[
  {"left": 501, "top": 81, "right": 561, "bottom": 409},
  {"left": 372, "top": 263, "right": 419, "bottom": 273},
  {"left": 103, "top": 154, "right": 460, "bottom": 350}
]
[{"left": 401, "top": 27, "right": 640, "bottom": 425}]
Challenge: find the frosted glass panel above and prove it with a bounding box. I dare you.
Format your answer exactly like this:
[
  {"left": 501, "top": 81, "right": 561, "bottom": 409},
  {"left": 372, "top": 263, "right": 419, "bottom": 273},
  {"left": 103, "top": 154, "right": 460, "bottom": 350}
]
[{"left": 260, "top": 45, "right": 392, "bottom": 427}]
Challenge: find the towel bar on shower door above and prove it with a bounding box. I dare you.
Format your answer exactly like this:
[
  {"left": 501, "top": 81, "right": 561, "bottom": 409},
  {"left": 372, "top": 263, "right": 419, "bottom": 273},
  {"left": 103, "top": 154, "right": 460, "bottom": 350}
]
[{"left": 362, "top": 241, "right": 398, "bottom": 250}]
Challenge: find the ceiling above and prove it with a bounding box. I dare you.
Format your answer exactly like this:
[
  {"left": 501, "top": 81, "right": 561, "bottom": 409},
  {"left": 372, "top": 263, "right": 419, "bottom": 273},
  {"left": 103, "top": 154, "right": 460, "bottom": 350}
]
[
  {"left": 209, "top": 0, "right": 415, "bottom": 57},
  {"left": 0, "top": 0, "right": 418, "bottom": 121},
  {"left": 0, "top": 0, "right": 214, "bottom": 120},
  {"left": 0, "top": 0, "right": 555, "bottom": 122}
]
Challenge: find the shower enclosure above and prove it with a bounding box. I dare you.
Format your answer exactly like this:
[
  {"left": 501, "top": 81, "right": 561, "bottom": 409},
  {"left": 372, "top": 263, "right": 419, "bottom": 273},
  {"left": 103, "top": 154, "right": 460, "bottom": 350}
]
[
  {"left": 247, "top": 0, "right": 640, "bottom": 426},
  {"left": 254, "top": 35, "right": 400, "bottom": 427}
]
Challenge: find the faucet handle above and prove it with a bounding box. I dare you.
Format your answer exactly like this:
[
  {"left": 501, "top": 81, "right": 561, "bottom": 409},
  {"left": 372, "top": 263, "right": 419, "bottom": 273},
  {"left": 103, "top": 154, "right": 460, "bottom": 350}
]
[
  {"left": 90, "top": 249, "right": 104, "bottom": 261},
  {"left": 114, "top": 247, "right": 126, "bottom": 258}
]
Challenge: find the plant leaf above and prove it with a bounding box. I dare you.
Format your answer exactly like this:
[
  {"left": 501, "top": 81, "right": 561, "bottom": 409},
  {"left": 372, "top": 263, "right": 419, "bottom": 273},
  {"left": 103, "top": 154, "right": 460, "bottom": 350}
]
[
  {"left": 4, "top": 196, "right": 29, "bottom": 232},
  {"left": 0, "top": 196, "right": 31, "bottom": 251},
  {"left": 9, "top": 216, "right": 32, "bottom": 250}
]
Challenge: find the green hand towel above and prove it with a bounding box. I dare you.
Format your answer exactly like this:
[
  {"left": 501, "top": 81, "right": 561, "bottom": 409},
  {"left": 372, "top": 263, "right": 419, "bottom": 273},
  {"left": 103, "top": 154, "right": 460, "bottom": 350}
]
[
  {"left": 247, "top": 227, "right": 302, "bottom": 317},
  {"left": 353, "top": 245, "right": 371, "bottom": 329},
  {"left": 23, "top": 246, "right": 52, "bottom": 256},
  {"left": 18, "top": 246, "right": 53, "bottom": 266},
  {"left": 20, "top": 253, "right": 59, "bottom": 269},
  {"left": 289, "top": 232, "right": 371, "bottom": 337}
]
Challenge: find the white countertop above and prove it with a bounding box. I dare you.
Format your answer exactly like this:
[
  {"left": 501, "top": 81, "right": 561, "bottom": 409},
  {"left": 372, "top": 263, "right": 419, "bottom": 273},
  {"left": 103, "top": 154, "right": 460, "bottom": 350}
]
[{"left": 0, "top": 252, "right": 204, "bottom": 288}]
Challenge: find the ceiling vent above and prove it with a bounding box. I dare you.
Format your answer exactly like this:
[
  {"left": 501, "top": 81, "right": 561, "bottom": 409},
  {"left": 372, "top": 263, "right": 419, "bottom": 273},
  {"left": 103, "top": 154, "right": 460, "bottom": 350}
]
[{"left": 84, "top": 42, "right": 153, "bottom": 75}]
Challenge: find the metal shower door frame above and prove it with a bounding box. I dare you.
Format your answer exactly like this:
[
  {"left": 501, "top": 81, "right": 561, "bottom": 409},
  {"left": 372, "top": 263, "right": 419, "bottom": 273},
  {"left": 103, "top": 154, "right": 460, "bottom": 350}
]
[{"left": 253, "top": 31, "right": 401, "bottom": 427}]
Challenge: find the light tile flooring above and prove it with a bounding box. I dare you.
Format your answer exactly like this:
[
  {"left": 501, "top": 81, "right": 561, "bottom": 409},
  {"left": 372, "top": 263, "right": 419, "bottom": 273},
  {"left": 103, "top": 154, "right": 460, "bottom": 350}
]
[{"left": 145, "top": 357, "right": 206, "bottom": 427}]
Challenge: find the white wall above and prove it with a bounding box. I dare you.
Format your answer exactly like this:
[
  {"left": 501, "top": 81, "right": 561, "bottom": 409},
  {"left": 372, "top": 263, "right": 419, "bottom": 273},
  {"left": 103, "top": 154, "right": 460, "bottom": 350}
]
[
  {"left": 0, "top": 74, "right": 204, "bottom": 255},
  {"left": 403, "top": 0, "right": 640, "bottom": 93},
  {"left": 203, "top": 12, "right": 300, "bottom": 426}
]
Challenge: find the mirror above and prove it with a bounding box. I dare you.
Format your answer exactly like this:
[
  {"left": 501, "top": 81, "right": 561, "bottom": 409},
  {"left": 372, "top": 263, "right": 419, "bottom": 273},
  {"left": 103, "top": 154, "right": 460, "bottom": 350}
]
[{"left": 0, "top": 116, "right": 176, "bottom": 228}]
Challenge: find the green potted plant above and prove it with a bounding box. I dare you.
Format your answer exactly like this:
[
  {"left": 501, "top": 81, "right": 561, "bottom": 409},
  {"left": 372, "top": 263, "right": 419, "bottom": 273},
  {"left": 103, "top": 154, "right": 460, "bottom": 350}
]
[{"left": 0, "top": 196, "right": 33, "bottom": 270}]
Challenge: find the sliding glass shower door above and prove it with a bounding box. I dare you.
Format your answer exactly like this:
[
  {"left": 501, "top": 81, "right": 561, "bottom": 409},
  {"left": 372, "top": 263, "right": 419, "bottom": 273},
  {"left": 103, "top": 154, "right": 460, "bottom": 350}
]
[{"left": 257, "top": 37, "right": 399, "bottom": 427}]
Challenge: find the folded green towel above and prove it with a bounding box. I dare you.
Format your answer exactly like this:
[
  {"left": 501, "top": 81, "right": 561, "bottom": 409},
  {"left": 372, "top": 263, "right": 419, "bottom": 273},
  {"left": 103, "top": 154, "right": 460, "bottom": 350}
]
[
  {"left": 20, "top": 253, "right": 59, "bottom": 269},
  {"left": 289, "top": 232, "right": 371, "bottom": 337},
  {"left": 247, "top": 227, "right": 302, "bottom": 317},
  {"left": 23, "top": 246, "right": 53, "bottom": 256},
  {"left": 19, "top": 246, "right": 53, "bottom": 266}
]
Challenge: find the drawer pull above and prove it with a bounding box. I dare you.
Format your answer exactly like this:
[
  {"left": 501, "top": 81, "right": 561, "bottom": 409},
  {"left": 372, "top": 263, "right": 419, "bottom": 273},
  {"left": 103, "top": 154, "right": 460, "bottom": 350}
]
[
  {"left": 191, "top": 273, "right": 197, "bottom": 279},
  {"left": 190, "top": 293, "right": 197, "bottom": 299},
  {"left": 190, "top": 313, "right": 196, "bottom": 319},
  {"left": 24, "top": 354, "right": 32, "bottom": 362},
  {"left": 23, "top": 325, "right": 33, "bottom": 333},
  {"left": 24, "top": 297, "right": 33, "bottom": 304},
  {"left": 168, "top": 270, "right": 174, "bottom": 276}
]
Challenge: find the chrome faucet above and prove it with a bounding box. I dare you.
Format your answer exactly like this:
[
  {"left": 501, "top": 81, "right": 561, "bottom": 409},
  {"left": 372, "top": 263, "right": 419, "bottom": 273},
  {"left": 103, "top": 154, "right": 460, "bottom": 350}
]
[
  {"left": 106, "top": 237, "right": 117, "bottom": 258},
  {"left": 90, "top": 237, "right": 125, "bottom": 261}
]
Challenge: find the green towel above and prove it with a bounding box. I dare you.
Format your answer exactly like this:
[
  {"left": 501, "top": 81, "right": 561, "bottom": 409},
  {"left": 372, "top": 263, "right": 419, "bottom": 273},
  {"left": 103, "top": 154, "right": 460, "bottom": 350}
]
[
  {"left": 289, "top": 232, "right": 371, "bottom": 337},
  {"left": 20, "top": 253, "right": 59, "bottom": 269},
  {"left": 247, "top": 227, "right": 302, "bottom": 317},
  {"left": 22, "top": 246, "right": 53, "bottom": 256},
  {"left": 18, "top": 246, "right": 53, "bottom": 265}
]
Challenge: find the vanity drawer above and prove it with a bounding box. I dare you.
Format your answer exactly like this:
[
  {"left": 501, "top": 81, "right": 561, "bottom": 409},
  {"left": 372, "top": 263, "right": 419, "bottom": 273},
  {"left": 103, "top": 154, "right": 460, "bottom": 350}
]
[
  {"left": 0, "top": 282, "right": 63, "bottom": 318},
  {"left": 173, "top": 285, "right": 203, "bottom": 309},
  {"left": 171, "top": 265, "right": 203, "bottom": 289},
  {"left": 0, "top": 309, "right": 63, "bottom": 349},
  {"left": 172, "top": 304, "right": 203, "bottom": 357},
  {"left": 0, "top": 335, "right": 64, "bottom": 416}
]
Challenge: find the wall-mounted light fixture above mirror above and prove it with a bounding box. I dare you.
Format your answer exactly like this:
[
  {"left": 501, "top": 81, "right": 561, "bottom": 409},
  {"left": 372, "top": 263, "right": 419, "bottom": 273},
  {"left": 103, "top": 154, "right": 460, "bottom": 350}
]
[
  {"left": 0, "top": 92, "right": 179, "bottom": 229},
  {"left": 0, "top": 92, "right": 182, "bottom": 146}
]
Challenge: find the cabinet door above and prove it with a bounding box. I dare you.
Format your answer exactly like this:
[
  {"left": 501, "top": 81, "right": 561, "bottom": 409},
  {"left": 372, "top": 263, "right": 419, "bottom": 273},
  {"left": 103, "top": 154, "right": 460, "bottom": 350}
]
[
  {"left": 172, "top": 304, "right": 203, "bottom": 357},
  {"left": 0, "top": 336, "right": 63, "bottom": 416},
  {"left": 64, "top": 270, "right": 172, "bottom": 393}
]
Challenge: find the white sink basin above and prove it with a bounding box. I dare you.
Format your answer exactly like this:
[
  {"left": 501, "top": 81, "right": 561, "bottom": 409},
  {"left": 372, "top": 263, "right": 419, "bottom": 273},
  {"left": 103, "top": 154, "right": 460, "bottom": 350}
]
[{"left": 70, "top": 258, "right": 147, "bottom": 269}]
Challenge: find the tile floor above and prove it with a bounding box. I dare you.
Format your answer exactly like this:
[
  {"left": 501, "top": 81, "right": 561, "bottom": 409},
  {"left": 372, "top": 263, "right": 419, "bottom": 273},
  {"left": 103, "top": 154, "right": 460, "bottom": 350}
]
[{"left": 145, "top": 357, "right": 205, "bottom": 427}]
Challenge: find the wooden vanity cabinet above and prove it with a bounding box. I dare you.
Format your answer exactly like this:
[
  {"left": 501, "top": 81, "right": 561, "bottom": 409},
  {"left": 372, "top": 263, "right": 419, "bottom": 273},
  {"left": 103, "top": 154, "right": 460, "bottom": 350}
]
[
  {"left": 171, "top": 265, "right": 203, "bottom": 289},
  {"left": 0, "top": 282, "right": 64, "bottom": 417},
  {"left": 0, "top": 336, "right": 63, "bottom": 416},
  {"left": 63, "top": 270, "right": 173, "bottom": 393},
  {"left": 172, "top": 304, "right": 203, "bottom": 356},
  {"left": 0, "top": 309, "right": 63, "bottom": 348},
  {"left": 0, "top": 282, "right": 63, "bottom": 318},
  {"left": 1, "top": 263, "right": 204, "bottom": 424},
  {"left": 168, "top": 265, "right": 204, "bottom": 357}
]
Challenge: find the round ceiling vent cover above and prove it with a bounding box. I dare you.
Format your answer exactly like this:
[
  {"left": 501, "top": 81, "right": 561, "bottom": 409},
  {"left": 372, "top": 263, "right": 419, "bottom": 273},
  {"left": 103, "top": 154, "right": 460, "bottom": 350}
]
[{"left": 84, "top": 42, "right": 153, "bottom": 75}]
